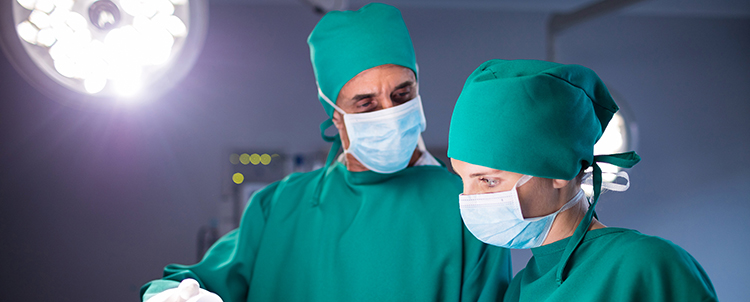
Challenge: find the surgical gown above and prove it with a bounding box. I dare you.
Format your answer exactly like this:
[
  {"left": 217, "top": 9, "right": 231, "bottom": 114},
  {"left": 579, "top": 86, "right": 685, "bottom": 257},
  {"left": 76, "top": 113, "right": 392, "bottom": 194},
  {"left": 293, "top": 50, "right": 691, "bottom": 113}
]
[
  {"left": 141, "top": 161, "right": 511, "bottom": 302},
  {"left": 504, "top": 227, "right": 717, "bottom": 301}
]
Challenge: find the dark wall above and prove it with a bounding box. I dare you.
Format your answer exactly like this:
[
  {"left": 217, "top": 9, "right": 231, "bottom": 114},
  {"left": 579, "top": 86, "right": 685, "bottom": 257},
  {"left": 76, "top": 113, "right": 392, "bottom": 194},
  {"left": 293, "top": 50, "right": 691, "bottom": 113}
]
[
  {"left": 556, "top": 15, "right": 750, "bottom": 302},
  {"left": 0, "top": 3, "right": 747, "bottom": 301}
]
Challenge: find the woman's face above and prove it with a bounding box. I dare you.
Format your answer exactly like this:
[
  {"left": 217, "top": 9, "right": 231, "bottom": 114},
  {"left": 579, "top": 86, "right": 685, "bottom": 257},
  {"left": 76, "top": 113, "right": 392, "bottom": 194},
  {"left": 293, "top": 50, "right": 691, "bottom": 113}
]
[{"left": 451, "top": 158, "right": 565, "bottom": 219}]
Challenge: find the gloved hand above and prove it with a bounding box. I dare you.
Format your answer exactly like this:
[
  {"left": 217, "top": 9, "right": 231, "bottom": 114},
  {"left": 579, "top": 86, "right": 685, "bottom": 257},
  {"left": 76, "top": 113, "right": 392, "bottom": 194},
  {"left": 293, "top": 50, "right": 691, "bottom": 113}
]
[{"left": 145, "top": 278, "right": 223, "bottom": 302}]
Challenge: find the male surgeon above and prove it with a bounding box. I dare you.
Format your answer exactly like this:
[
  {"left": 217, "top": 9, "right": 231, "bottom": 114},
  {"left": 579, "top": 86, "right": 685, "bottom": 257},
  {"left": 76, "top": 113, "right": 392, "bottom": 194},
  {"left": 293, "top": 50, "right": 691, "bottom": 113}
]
[
  {"left": 140, "top": 4, "right": 511, "bottom": 302},
  {"left": 448, "top": 59, "right": 717, "bottom": 301}
]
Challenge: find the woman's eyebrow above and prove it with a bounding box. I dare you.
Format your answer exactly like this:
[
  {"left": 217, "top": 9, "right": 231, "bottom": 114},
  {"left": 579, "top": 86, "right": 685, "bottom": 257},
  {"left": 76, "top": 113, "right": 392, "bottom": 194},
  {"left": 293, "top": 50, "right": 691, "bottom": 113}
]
[{"left": 469, "top": 172, "right": 488, "bottom": 178}]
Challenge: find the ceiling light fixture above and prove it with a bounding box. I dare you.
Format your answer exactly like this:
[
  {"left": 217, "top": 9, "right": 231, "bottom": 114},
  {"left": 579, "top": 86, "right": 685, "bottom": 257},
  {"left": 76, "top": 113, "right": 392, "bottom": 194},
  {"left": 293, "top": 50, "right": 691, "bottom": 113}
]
[{"left": 0, "top": 0, "right": 207, "bottom": 105}]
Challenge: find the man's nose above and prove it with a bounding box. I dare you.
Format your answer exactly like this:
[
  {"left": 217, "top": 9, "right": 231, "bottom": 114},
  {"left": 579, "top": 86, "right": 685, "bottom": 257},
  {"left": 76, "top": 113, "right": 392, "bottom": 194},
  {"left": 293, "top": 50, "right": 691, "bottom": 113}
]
[{"left": 379, "top": 97, "right": 395, "bottom": 110}]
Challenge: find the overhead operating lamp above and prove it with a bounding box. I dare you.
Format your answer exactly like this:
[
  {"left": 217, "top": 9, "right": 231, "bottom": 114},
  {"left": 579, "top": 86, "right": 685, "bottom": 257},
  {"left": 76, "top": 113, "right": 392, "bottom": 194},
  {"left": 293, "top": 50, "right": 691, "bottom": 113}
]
[
  {"left": 587, "top": 90, "right": 638, "bottom": 193},
  {"left": 0, "top": 0, "right": 207, "bottom": 105}
]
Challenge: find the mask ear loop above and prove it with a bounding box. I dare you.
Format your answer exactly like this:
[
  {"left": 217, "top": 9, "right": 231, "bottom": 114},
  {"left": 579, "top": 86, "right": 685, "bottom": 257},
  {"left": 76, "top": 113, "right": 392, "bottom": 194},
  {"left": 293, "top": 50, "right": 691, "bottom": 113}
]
[{"left": 554, "top": 151, "right": 641, "bottom": 285}]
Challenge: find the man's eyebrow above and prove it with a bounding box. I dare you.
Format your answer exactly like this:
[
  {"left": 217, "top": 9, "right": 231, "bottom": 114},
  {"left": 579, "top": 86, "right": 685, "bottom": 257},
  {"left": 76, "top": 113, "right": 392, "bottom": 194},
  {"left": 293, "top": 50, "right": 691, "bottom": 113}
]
[
  {"left": 351, "top": 93, "right": 376, "bottom": 102},
  {"left": 392, "top": 81, "right": 414, "bottom": 92},
  {"left": 346, "top": 81, "right": 415, "bottom": 104}
]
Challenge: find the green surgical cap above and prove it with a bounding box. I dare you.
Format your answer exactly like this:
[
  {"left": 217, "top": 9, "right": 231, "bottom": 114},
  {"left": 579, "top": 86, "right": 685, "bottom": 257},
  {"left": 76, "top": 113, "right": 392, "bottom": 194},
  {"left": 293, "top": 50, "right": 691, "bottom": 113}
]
[
  {"left": 308, "top": 3, "right": 417, "bottom": 118},
  {"left": 448, "top": 59, "right": 619, "bottom": 180}
]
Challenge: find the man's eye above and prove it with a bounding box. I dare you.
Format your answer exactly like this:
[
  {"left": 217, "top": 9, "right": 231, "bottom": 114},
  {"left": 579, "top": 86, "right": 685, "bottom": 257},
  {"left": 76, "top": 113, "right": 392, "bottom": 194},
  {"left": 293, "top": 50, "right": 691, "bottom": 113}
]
[
  {"left": 391, "top": 90, "right": 413, "bottom": 104},
  {"left": 357, "top": 100, "right": 374, "bottom": 110}
]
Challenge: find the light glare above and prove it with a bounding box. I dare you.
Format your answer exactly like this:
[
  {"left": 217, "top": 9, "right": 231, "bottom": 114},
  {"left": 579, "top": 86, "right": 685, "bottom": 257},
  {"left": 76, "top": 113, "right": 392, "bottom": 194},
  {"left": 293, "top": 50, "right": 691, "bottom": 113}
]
[
  {"left": 132, "top": 16, "right": 174, "bottom": 65},
  {"left": 65, "top": 12, "right": 88, "bottom": 32},
  {"left": 17, "top": 0, "right": 37, "bottom": 10},
  {"left": 48, "top": 40, "right": 68, "bottom": 60},
  {"left": 153, "top": 0, "right": 175, "bottom": 15},
  {"left": 120, "top": 0, "right": 157, "bottom": 18},
  {"left": 53, "top": 57, "right": 76, "bottom": 78},
  {"left": 48, "top": 8, "right": 69, "bottom": 30},
  {"left": 51, "top": 25, "right": 74, "bottom": 45},
  {"left": 34, "top": 0, "right": 54, "bottom": 13},
  {"left": 52, "top": 0, "right": 74, "bottom": 11},
  {"left": 29, "top": 10, "right": 52, "bottom": 29},
  {"left": 17, "top": 21, "right": 39, "bottom": 44},
  {"left": 154, "top": 14, "right": 187, "bottom": 37},
  {"left": 115, "top": 78, "right": 142, "bottom": 97},
  {"left": 36, "top": 27, "right": 56, "bottom": 46},
  {"left": 84, "top": 77, "right": 107, "bottom": 94}
]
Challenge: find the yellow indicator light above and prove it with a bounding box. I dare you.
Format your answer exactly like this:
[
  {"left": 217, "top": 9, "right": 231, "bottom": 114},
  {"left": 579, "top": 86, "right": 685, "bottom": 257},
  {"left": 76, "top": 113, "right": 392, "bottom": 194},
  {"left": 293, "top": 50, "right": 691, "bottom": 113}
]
[
  {"left": 229, "top": 153, "right": 240, "bottom": 165},
  {"left": 260, "top": 154, "right": 271, "bottom": 165},
  {"left": 232, "top": 172, "right": 244, "bottom": 184},
  {"left": 249, "top": 153, "right": 261, "bottom": 165},
  {"left": 239, "top": 153, "right": 250, "bottom": 165}
]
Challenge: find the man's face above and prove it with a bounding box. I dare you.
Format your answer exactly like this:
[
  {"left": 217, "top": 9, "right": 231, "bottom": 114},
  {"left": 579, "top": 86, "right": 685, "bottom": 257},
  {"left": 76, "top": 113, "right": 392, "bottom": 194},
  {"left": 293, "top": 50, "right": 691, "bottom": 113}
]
[
  {"left": 332, "top": 64, "right": 418, "bottom": 150},
  {"left": 451, "top": 158, "right": 565, "bottom": 219}
]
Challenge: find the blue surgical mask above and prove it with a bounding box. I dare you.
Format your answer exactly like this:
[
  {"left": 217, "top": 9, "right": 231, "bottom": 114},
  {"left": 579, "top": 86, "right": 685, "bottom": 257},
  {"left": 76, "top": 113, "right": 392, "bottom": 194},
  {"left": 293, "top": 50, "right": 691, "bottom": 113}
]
[
  {"left": 319, "top": 87, "right": 426, "bottom": 174},
  {"left": 459, "top": 175, "right": 585, "bottom": 249}
]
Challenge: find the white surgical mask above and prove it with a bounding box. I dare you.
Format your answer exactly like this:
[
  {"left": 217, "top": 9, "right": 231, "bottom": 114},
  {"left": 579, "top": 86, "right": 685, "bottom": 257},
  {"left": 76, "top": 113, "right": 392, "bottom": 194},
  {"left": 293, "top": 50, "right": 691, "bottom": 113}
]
[
  {"left": 318, "top": 87, "right": 426, "bottom": 174},
  {"left": 459, "top": 175, "right": 585, "bottom": 249}
]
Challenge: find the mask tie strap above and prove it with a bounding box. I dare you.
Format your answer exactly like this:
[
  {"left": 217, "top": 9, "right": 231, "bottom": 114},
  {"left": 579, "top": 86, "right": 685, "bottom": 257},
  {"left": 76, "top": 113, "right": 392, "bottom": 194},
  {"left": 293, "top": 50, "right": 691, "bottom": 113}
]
[
  {"left": 319, "top": 118, "right": 337, "bottom": 143},
  {"left": 582, "top": 170, "right": 631, "bottom": 192},
  {"left": 311, "top": 118, "right": 342, "bottom": 206},
  {"left": 310, "top": 85, "right": 347, "bottom": 206},
  {"left": 318, "top": 85, "right": 346, "bottom": 115},
  {"left": 554, "top": 151, "right": 641, "bottom": 285}
]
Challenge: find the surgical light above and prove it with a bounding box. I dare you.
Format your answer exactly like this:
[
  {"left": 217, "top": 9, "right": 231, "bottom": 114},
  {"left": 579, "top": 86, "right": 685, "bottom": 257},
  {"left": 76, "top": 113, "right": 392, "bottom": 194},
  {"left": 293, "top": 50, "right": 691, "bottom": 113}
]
[
  {"left": 584, "top": 90, "right": 639, "bottom": 194},
  {"left": 594, "top": 112, "right": 629, "bottom": 182},
  {"left": 0, "top": 0, "right": 207, "bottom": 105}
]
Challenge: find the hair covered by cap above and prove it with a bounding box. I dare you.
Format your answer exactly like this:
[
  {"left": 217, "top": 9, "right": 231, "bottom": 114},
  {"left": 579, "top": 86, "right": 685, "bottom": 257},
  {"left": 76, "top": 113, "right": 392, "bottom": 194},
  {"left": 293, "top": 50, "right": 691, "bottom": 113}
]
[
  {"left": 307, "top": 3, "right": 417, "bottom": 118},
  {"left": 447, "top": 59, "right": 619, "bottom": 180}
]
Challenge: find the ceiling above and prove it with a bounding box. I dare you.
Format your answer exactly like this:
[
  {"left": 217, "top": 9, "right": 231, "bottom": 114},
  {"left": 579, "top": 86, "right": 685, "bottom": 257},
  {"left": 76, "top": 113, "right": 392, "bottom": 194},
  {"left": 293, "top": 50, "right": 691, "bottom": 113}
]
[{"left": 234, "top": 0, "right": 750, "bottom": 18}]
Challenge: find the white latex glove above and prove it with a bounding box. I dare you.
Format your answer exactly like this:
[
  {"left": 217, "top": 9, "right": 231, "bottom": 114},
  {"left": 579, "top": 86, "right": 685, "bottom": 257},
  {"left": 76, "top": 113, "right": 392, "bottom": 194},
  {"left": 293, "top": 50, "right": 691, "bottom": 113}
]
[{"left": 145, "top": 278, "right": 223, "bottom": 302}]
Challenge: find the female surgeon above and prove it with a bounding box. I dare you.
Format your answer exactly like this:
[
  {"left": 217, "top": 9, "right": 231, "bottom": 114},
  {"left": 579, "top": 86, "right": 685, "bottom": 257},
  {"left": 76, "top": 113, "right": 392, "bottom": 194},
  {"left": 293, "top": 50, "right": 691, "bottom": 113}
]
[{"left": 447, "top": 59, "right": 718, "bottom": 301}]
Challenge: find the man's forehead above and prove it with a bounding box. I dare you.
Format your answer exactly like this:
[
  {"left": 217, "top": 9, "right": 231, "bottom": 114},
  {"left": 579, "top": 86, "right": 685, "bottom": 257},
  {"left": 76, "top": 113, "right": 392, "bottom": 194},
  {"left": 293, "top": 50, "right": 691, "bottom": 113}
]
[{"left": 350, "top": 64, "right": 414, "bottom": 84}]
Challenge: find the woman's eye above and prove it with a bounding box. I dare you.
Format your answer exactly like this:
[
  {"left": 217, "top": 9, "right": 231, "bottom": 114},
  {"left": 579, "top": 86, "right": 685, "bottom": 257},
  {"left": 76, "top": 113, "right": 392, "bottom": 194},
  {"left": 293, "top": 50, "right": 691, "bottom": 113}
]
[{"left": 481, "top": 178, "right": 499, "bottom": 187}]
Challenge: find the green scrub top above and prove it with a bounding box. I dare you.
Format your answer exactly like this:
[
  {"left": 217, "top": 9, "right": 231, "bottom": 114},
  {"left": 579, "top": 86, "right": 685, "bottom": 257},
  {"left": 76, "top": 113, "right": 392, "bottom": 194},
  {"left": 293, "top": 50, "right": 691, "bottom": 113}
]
[
  {"left": 504, "top": 227, "right": 717, "bottom": 301},
  {"left": 141, "top": 161, "right": 512, "bottom": 302}
]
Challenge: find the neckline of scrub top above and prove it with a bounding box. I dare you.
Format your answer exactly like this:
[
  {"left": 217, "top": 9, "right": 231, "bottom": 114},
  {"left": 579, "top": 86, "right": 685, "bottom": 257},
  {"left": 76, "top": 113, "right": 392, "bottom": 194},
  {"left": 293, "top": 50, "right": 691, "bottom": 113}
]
[
  {"left": 529, "top": 227, "right": 632, "bottom": 274},
  {"left": 335, "top": 160, "right": 450, "bottom": 185}
]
